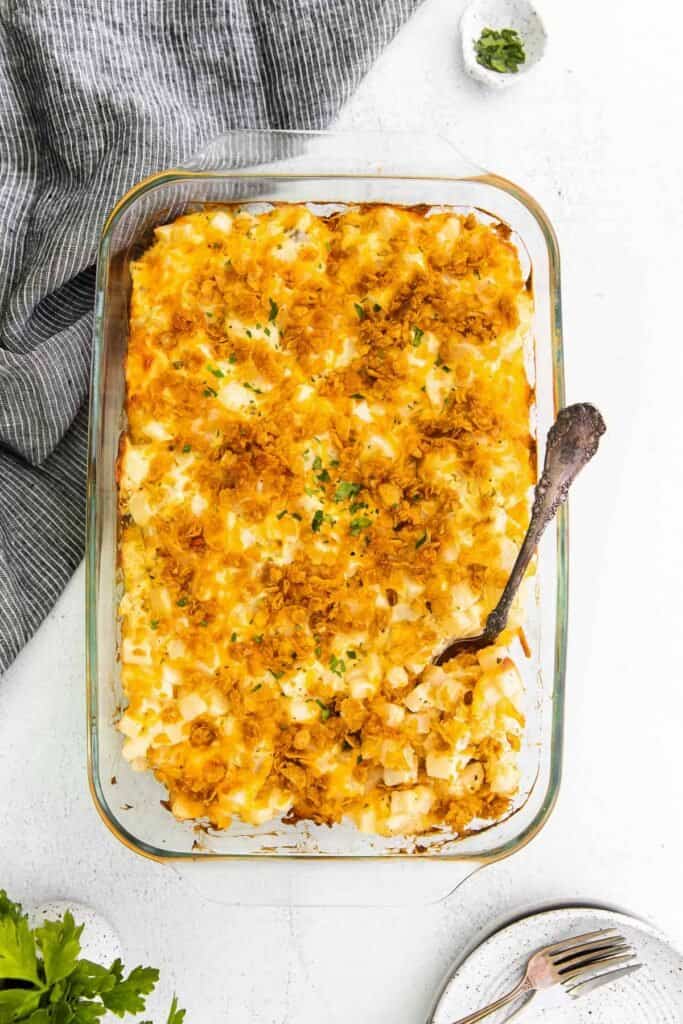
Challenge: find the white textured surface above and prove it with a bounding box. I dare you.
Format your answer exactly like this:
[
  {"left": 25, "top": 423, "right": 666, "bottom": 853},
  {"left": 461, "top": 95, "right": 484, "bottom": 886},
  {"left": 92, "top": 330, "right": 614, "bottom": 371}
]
[{"left": 2, "top": 1, "right": 683, "bottom": 1021}]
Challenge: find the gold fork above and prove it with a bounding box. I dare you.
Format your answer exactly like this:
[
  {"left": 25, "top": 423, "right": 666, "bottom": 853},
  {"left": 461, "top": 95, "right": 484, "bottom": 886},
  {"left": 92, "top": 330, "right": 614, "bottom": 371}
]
[{"left": 449, "top": 928, "right": 641, "bottom": 1023}]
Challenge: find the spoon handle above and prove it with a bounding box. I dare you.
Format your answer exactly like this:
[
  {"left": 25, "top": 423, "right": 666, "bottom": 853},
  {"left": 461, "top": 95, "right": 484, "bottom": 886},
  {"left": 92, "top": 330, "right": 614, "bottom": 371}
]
[{"left": 483, "top": 403, "right": 606, "bottom": 641}]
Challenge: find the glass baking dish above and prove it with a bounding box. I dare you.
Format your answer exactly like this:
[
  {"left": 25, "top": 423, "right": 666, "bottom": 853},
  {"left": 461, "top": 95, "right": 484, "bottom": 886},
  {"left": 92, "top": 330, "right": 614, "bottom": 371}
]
[{"left": 86, "top": 130, "right": 566, "bottom": 905}]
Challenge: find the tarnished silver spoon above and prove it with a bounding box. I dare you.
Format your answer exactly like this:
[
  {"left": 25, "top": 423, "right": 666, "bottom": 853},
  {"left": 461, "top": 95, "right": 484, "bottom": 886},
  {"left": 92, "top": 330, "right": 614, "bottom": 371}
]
[{"left": 433, "top": 403, "right": 606, "bottom": 665}]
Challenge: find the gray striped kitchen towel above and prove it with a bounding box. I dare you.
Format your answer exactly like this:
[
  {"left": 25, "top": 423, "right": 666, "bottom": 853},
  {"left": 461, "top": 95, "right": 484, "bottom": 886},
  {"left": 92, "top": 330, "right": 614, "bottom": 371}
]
[{"left": 0, "top": 0, "right": 421, "bottom": 673}]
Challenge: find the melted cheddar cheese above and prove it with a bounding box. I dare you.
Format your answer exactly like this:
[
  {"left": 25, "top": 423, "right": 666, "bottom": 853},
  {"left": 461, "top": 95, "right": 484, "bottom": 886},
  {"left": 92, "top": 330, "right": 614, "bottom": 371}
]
[{"left": 117, "top": 203, "right": 534, "bottom": 836}]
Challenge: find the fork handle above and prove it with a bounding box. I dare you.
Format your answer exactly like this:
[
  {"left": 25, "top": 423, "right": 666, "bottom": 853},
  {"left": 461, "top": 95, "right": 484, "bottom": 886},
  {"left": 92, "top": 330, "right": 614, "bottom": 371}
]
[{"left": 448, "top": 975, "right": 532, "bottom": 1024}]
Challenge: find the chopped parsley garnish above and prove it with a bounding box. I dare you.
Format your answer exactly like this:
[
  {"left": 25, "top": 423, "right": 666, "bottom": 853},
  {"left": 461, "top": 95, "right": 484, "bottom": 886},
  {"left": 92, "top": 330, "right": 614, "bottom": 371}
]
[
  {"left": 475, "top": 27, "right": 526, "bottom": 74},
  {"left": 199, "top": 619, "right": 208, "bottom": 627},
  {"left": 229, "top": 352, "right": 238, "bottom": 363},
  {"left": 349, "top": 500, "right": 368, "bottom": 514},
  {"left": 312, "top": 455, "right": 323, "bottom": 471},
  {"left": 203, "top": 386, "right": 218, "bottom": 398},
  {"left": 346, "top": 649, "right": 357, "bottom": 660},
  {"left": 246, "top": 329, "right": 253, "bottom": 338},
  {"left": 316, "top": 699, "right": 332, "bottom": 722},
  {"left": 373, "top": 303, "right": 382, "bottom": 312},
  {"left": 230, "top": 632, "right": 238, "bottom": 642},
  {"left": 242, "top": 381, "right": 263, "bottom": 394},
  {"left": 172, "top": 360, "right": 184, "bottom": 369},
  {"left": 329, "top": 458, "right": 340, "bottom": 467},
  {"left": 268, "top": 298, "right": 279, "bottom": 321},
  {"left": 276, "top": 509, "right": 288, "bottom": 520},
  {"left": 354, "top": 302, "right": 366, "bottom": 321},
  {"left": 412, "top": 326, "right": 424, "bottom": 347},
  {"left": 253, "top": 634, "right": 264, "bottom": 644},
  {"left": 177, "top": 597, "right": 188, "bottom": 607},
  {"left": 264, "top": 327, "right": 271, "bottom": 336},
  {"left": 329, "top": 655, "right": 346, "bottom": 677},
  {"left": 334, "top": 480, "right": 362, "bottom": 502},
  {"left": 269, "top": 669, "right": 284, "bottom": 680},
  {"left": 311, "top": 509, "right": 324, "bottom": 532},
  {"left": 207, "top": 364, "right": 225, "bottom": 378},
  {"left": 317, "top": 469, "right": 331, "bottom": 484},
  {"left": 350, "top": 393, "right": 366, "bottom": 400},
  {"left": 290, "top": 511, "right": 302, "bottom": 521},
  {"left": 349, "top": 515, "right": 372, "bottom": 536},
  {"left": 314, "top": 644, "right": 323, "bottom": 658},
  {"left": 150, "top": 619, "right": 159, "bottom": 630},
  {"left": 251, "top": 683, "right": 262, "bottom": 693},
  {"left": 415, "top": 531, "right": 428, "bottom": 549}
]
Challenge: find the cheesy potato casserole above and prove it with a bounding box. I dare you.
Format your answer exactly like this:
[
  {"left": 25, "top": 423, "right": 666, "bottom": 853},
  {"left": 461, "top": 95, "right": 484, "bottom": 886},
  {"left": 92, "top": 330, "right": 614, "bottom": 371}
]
[{"left": 117, "top": 202, "right": 534, "bottom": 837}]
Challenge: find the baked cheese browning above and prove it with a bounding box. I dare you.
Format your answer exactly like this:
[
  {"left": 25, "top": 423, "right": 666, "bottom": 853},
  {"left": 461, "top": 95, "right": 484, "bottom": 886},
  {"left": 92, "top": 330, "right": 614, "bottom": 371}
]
[{"left": 118, "top": 203, "right": 534, "bottom": 836}]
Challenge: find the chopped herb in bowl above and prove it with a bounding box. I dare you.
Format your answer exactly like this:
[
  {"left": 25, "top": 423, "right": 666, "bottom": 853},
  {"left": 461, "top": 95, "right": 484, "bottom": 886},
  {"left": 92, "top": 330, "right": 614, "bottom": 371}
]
[{"left": 475, "top": 27, "right": 526, "bottom": 74}]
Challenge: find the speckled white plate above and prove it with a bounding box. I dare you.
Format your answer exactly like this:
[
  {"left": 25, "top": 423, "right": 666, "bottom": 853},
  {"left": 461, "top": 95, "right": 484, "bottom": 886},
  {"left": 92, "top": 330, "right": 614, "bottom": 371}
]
[{"left": 431, "top": 905, "right": 683, "bottom": 1023}]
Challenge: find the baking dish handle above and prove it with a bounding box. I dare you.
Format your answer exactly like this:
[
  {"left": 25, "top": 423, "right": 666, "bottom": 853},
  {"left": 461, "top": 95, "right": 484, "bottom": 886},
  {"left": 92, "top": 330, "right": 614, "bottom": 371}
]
[
  {"left": 178, "top": 128, "right": 486, "bottom": 180},
  {"left": 170, "top": 857, "right": 482, "bottom": 908}
]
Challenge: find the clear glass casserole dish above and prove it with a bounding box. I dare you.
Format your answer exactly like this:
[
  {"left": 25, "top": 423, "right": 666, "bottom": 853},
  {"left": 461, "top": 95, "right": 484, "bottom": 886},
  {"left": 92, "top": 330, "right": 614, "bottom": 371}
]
[{"left": 86, "top": 130, "right": 566, "bottom": 905}]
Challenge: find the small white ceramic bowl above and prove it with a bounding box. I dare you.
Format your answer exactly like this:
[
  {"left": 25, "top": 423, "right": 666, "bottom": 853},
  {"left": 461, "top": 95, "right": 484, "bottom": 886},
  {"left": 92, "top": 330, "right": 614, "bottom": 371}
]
[{"left": 461, "top": 0, "right": 547, "bottom": 89}]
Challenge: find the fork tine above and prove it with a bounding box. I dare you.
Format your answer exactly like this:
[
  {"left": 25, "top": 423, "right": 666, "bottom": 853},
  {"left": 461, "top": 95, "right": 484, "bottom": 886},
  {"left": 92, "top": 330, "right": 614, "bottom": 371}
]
[
  {"left": 560, "top": 951, "right": 637, "bottom": 984},
  {"left": 551, "top": 935, "right": 629, "bottom": 966},
  {"left": 566, "top": 962, "right": 643, "bottom": 998},
  {"left": 540, "top": 927, "right": 620, "bottom": 956}
]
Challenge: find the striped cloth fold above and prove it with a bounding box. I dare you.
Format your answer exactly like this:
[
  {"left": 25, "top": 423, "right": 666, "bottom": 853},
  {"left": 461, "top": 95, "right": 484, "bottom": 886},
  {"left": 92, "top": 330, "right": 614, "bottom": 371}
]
[{"left": 0, "top": 0, "right": 420, "bottom": 673}]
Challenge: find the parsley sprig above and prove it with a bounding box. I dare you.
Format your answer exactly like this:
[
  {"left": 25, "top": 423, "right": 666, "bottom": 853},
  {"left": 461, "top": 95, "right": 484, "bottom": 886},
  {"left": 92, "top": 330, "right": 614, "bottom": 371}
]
[{"left": 0, "top": 891, "right": 185, "bottom": 1022}]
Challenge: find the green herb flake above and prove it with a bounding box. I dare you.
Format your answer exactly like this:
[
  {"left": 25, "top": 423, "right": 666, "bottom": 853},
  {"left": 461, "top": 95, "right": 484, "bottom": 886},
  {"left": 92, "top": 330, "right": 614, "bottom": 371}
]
[
  {"left": 172, "top": 360, "right": 184, "bottom": 369},
  {"left": 203, "top": 386, "right": 218, "bottom": 398},
  {"left": 251, "top": 683, "right": 262, "bottom": 693},
  {"left": 415, "top": 531, "right": 428, "bottom": 550},
  {"left": 314, "top": 644, "right": 323, "bottom": 658},
  {"left": 207, "top": 364, "right": 225, "bottom": 378},
  {"left": 269, "top": 669, "right": 284, "bottom": 680},
  {"left": 350, "top": 392, "right": 366, "bottom": 400},
  {"left": 317, "top": 469, "right": 331, "bottom": 484},
  {"left": 177, "top": 597, "right": 188, "bottom": 607},
  {"left": 199, "top": 619, "right": 208, "bottom": 627},
  {"left": 276, "top": 509, "right": 288, "bottom": 520},
  {"left": 373, "top": 303, "right": 382, "bottom": 312},
  {"left": 150, "top": 619, "right": 159, "bottom": 630},
  {"left": 334, "top": 480, "right": 362, "bottom": 502},
  {"left": 242, "top": 381, "right": 263, "bottom": 394},
  {"left": 411, "top": 326, "right": 424, "bottom": 347},
  {"left": 182, "top": 443, "right": 192, "bottom": 453},
  {"left": 229, "top": 352, "right": 238, "bottom": 363},
  {"left": 311, "top": 509, "right": 324, "bottom": 532},
  {"left": 475, "top": 26, "right": 526, "bottom": 74},
  {"left": 346, "top": 649, "right": 357, "bottom": 660},
  {"left": 230, "top": 632, "right": 238, "bottom": 642},
  {"left": 329, "top": 655, "right": 346, "bottom": 677},
  {"left": 354, "top": 302, "right": 366, "bottom": 321},
  {"left": 349, "top": 500, "right": 368, "bottom": 514},
  {"left": 316, "top": 699, "right": 332, "bottom": 722},
  {"left": 312, "top": 455, "right": 323, "bottom": 471},
  {"left": 349, "top": 515, "right": 372, "bottom": 536},
  {"left": 268, "top": 298, "right": 279, "bottom": 321},
  {"left": 253, "top": 634, "right": 264, "bottom": 644}
]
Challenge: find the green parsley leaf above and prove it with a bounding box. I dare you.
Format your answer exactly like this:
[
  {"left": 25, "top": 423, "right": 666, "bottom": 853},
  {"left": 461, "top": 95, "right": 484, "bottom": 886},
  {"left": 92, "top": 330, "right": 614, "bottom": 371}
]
[
  {"left": 290, "top": 512, "right": 302, "bottom": 521},
  {"left": 316, "top": 699, "right": 332, "bottom": 721},
  {"left": 373, "top": 303, "right": 382, "bottom": 312},
  {"left": 0, "top": 990, "right": 42, "bottom": 1018},
  {"left": 229, "top": 352, "right": 238, "bottom": 363},
  {"left": 334, "top": 480, "right": 361, "bottom": 502},
  {"left": 353, "top": 302, "right": 366, "bottom": 321},
  {"left": 415, "top": 531, "right": 428, "bottom": 549},
  {"left": 269, "top": 669, "right": 284, "bottom": 680},
  {"left": 411, "top": 326, "right": 424, "bottom": 347},
  {"left": 203, "top": 386, "right": 218, "bottom": 398},
  {"left": 475, "top": 26, "right": 526, "bottom": 74},
  {"left": 311, "top": 509, "right": 324, "bottom": 532},
  {"left": 253, "top": 634, "right": 264, "bottom": 644},
  {"left": 207, "top": 364, "right": 225, "bottom": 378},
  {"left": 0, "top": 907, "right": 39, "bottom": 985},
  {"left": 349, "top": 516, "right": 372, "bottom": 536},
  {"left": 268, "top": 298, "right": 279, "bottom": 321},
  {"left": 276, "top": 509, "right": 288, "bottom": 520},
  {"left": 312, "top": 456, "right": 323, "bottom": 471},
  {"left": 329, "top": 655, "right": 346, "bottom": 676},
  {"left": 230, "top": 632, "right": 238, "bottom": 642},
  {"left": 251, "top": 683, "right": 262, "bottom": 693},
  {"left": 242, "top": 381, "right": 263, "bottom": 394},
  {"left": 177, "top": 597, "right": 188, "bottom": 607},
  {"left": 346, "top": 649, "right": 357, "bottom": 659},
  {"left": 349, "top": 500, "right": 368, "bottom": 514},
  {"left": 316, "top": 469, "right": 331, "bottom": 483},
  {"left": 35, "top": 912, "right": 83, "bottom": 985},
  {"left": 101, "top": 964, "right": 159, "bottom": 1016},
  {"left": 172, "top": 360, "right": 184, "bottom": 369},
  {"left": 150, "top": 619, "right": 159, "bottom": 630},
  {"left": 182, "top": 444, "right": 191, "bottom": 453}
]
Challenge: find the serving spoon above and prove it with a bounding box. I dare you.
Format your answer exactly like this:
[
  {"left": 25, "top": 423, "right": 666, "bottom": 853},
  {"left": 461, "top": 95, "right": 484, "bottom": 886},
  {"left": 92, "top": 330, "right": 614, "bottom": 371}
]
[{"left": 433, "top": 403, "right": 606, "bottom": 665}]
